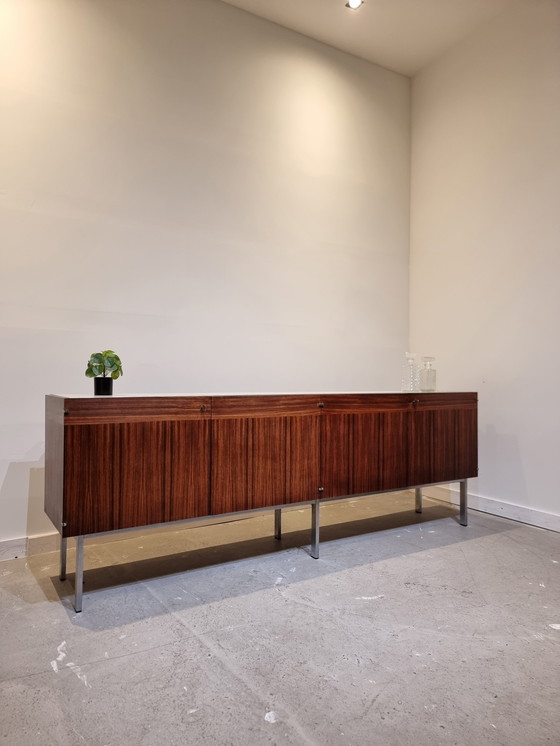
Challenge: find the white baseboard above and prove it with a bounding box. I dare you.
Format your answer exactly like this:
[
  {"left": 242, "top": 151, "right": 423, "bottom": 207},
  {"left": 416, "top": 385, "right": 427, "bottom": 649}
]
[{"left": 423, "top": 484, "right": 560, "bottom": 533}]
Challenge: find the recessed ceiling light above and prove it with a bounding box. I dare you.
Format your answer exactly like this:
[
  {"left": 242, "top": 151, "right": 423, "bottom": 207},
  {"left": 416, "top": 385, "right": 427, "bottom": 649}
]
[{"left": 345, "top": 0, "right": 364, "bottom": 9}]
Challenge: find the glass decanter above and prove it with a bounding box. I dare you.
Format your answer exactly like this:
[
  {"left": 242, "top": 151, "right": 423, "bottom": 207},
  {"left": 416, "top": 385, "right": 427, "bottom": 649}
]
[{"left": 419, "top": 356, "right": 436, "bottom": 392}]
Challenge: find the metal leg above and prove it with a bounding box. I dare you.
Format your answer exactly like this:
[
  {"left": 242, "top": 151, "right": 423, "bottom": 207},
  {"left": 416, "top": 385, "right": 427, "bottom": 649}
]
[
  {"left": 274, "top": 508, "right": 282, "bottom": 540},
  {"left": 415, "top": 487, "right": 422, "bottom": 514},
  {"left": 459, "top": 479, "right": 468, "bottom": 526},
  {"left": 310, "top": 500, "right": 320, "bottom": 559},
  {"left": 74, "top": 536, "right": 84, "bottom": 613},
  {"left": 60, "top": 536, "right": 67, "bottom": 581}
]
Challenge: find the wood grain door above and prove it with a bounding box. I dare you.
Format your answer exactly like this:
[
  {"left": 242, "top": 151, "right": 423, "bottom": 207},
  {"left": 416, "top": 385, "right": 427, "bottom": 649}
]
[
  {"left": 64, "top": 422, "right": 121, "bottom": 536},
  {"left": 62, "top": 396, "right": 211, "bottom": 536},
  {"left": 211, "top": 395, "right": 321, "bottom": 515},
  {"left": 408, "top": 395, "right": 478, "bottom": 486},
  {"left": 321, "top": 394, "right": 409, "bottom": 498}
]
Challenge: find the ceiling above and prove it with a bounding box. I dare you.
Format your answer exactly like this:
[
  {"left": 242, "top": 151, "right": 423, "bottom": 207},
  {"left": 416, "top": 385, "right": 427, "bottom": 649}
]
[{"left": 219, "top": 0, "right": 516, "bottom": 76}]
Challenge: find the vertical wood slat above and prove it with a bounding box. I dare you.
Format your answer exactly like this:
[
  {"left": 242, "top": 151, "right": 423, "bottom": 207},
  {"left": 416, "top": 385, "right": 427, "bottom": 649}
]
[
  {"left": 165, "top": 419, "right": 211, "bottom": 522},
  {"left": 117, "top": 421, "right": 166, "bottom": 530},
  {"left": 321, "top": 413, "right": 351, "bottom": 499},
  {"left": 63, "top": 423, "right": 119, "bottom": 536},
  {"left": 353, "top": 411, "right": 409, "bottom": 492},
  {"left": 286, "top": 415, "right": 320, "bottom": 504},
  {"left": 211, "top": 418, "right": 250, "bottom": 515},
  {"left": 407, "top": 409, "right": 434, "bottom": 486},
  {"left": 248, "top": 416, "right": 287, "bottom": 510}
]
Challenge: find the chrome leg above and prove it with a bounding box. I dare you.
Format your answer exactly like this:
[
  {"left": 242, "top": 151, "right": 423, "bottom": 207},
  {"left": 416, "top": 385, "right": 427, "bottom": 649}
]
[
  {"left": 415, "top": 487, "right": 422, "bottom": 514},
  {"left": 60, "top": 536, "right": 67, "bottom": 581},
  {"left": 74, "top": 536, "right": 84, "bottom": 613},
  {"left": 274, "top": 508, "right": 282, "bottom": 540},
  {"left": 460, "top": 479, "right": 468, "bottom": 526},
  {"left": 310, "top": 500, "right": 320, "bottom": 559}
]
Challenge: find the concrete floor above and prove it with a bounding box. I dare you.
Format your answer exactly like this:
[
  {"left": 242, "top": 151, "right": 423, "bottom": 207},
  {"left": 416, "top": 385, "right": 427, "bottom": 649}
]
[{"left": 1, "top": 492, "right": 559, "bottom": 746}]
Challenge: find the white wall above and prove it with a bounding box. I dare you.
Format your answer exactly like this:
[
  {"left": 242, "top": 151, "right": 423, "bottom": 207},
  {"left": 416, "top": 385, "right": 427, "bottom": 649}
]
[
  {"left": 410, "top": 0, "right": 560, "bottom": 527},
  {"left": 0, "top": 0, "right": 411, "bottom": 546}
]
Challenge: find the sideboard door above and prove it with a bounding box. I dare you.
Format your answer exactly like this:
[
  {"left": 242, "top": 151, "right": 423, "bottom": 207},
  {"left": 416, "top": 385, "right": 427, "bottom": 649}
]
[
  {"left": 321, "top": 395, "right": 409, "bottom": 498},
  {"left": 211, "top": 396, "right": 321, "bottom": 514},
  {"left": 164, "top": 418, "right": 211, "bottom": 522},
  {"left": 60, "top": 396, "right": 211, "bottom": 536},
  {"left": 63, "top": 422, "right": 122, "bottom": 536},
  {"left": 408, "top": 395, "right": 478, "bottom": 486},
  {"left": 321, "top": 393, "right": 478, "bottom": 497}
]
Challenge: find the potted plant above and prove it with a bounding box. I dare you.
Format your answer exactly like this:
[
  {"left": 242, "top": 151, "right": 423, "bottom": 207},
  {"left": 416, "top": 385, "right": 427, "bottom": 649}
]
[{"left": 85, "top": 350, "right": 123, "bottom": 395}]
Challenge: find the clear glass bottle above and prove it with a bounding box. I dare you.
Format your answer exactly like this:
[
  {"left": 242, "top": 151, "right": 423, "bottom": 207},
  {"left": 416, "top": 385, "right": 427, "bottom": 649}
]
[
  {"left": 419, "top": 356, "right": 436, "bottom": 392},
  {"left": 401, "top": 352, "right": 419, "bottom": 392}
]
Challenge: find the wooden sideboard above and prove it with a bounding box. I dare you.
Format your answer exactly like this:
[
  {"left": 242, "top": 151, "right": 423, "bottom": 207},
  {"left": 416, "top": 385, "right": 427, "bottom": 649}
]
[{"left": 45, "top": 392, "right": 478, "bottom": 611}]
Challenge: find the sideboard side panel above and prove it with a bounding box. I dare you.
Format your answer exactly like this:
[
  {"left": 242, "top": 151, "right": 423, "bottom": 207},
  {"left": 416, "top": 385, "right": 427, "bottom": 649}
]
[{"left": 44, "top": 396, "right": 65, "bottom": 532}]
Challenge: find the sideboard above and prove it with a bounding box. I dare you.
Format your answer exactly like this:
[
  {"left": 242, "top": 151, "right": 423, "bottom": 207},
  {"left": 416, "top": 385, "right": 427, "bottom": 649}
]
[{"left": 45, "top": 392, "right": 478, "bottom": 611}]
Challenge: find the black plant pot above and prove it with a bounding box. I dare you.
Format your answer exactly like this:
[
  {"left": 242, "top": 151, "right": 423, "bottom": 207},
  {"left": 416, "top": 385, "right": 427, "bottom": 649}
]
[{"left": 94, "top": 377, "right": 113, "bottom": 396}]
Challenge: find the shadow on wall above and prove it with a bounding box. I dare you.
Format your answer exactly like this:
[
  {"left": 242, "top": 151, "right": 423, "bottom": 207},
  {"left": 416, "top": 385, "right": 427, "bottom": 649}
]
[{"left": 0, "top": 456, "right": 51, "bottom": 544}]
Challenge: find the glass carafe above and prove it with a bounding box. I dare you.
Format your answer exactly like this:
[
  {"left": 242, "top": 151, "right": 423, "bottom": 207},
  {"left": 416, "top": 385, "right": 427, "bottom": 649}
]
[
  {"left": 401, "top": 352, "right": 420, "bottom": 392},
  {"left": 419, "top": 356, "right": 436, "bottom": 392}
]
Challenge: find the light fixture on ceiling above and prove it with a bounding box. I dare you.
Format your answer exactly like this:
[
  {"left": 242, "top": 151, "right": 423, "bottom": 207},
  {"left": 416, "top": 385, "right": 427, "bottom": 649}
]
[{"left": 345, "top": 0, "right": 363, "bottom": 9}]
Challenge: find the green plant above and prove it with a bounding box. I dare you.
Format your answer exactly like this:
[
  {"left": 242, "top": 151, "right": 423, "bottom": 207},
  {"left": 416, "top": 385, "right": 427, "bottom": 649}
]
[{"left": 85, "top": 350, "right": 124, "bottom": 380}]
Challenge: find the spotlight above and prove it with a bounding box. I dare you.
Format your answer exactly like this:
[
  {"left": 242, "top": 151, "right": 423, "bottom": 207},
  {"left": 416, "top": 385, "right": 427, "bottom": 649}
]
[{"left": 345, "top": 0, "right": 363, "bottom": 9}]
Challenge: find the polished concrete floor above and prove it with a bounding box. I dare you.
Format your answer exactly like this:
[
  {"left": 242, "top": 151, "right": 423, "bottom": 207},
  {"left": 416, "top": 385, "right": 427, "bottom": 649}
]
[{"left": 1, "top": 492, "right": 559, "bottom": 746}]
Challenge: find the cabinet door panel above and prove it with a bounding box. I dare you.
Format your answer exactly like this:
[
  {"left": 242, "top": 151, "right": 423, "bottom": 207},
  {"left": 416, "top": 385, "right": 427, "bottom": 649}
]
[
  {"left": 64, "top": 424, "right": 118, "bottom": 536},
  {"left": 211, "top": 414, "right": 320, "bottom": 514},
  {"left": 285, "top": 415, "right": 320, "bottom": 504},
  {"left": 455, "top": 406, "right": 478, "bottom": 479},
  {"left": 408, "top": 405, "right": 478, "bottom": 486},
  {"left": 211, "top": 419, "right": 250, "bottom": 515},
  {"left": 249, "top": 416, "right": 287, "bottom": 510},
  {"left": 321, "top": 414, "right": 352, "bottom": 498},
  {"left": 431, "top": 406, "right": 478, "bottom": 482},
  {"left": 408, "top": 409, "right": 434, "bottom": 486},
  {"left": 65, "top": 418, "right": 210, "bottom": 535},
  {"left": 164, "top": 419, "right": 211, "bottom": 522},
  {"left": 323, "top": 411, "right": 408, "bottom": 497},
  {"left": 366, "top": 411, "right": 408, "bottom": 491},
  {"left": 117, "top": 422, "right": 166, "bottom": 529}
]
